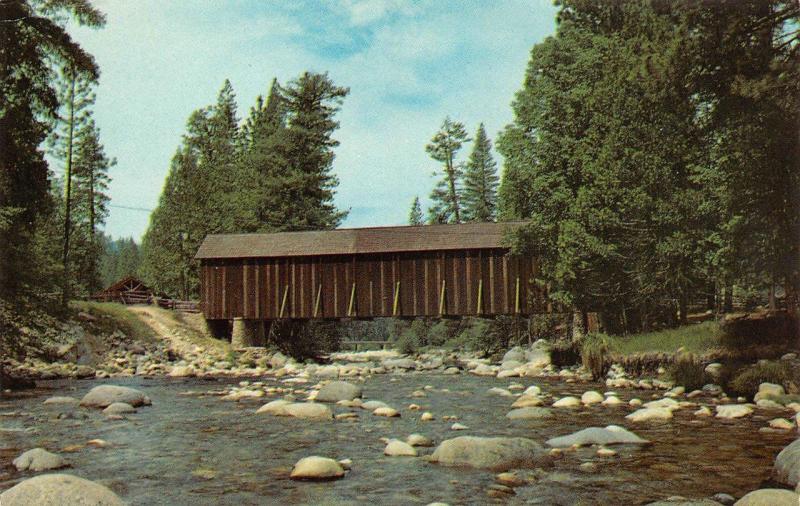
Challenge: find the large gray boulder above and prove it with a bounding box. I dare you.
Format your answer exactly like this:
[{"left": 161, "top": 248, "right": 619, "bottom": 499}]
[
  {"left": 502, "top": 347, "right": 526, "bottom": 363},
  {"left": 734, "top": 489, "right": 800, "bottom": 505},
  {"left": 429, "top": 436, "right": 551, "bottom": 471},
  {"left": 315, "top": 381, "right": 362, "bottom": 403},
  {"left": 80, "top": 385, "right": 151, "bottom": 408},
  {"left": 0, "top": 474, "right": 125, "bottom": 505},
  {"left": 546, "top": 426, "right": 650, "bottom": 448},
  {"left": 774, "top": 438, "right": 800, "bottom": 488},
  {"left": 13, "top": 449, "right": 67, "bottom": 472},
  {"left": 506, "top": 407, "right": 553, "bottom": 420}
]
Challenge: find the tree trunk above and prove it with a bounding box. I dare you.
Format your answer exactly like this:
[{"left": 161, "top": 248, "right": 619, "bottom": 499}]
[
  {"left": 61, "top": 68, "right": 77, "bottom": 307},
  {"left": 723, "top": 285, "right": 733, "bottom": 313},
  {"left": 445, "top": 151, "right": 460, "bottom": 223}
]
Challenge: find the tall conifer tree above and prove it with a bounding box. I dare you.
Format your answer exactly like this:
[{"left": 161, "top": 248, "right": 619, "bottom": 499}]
[
  {"left": 425, "top": 117, "right": 469, "bottom": 224},
  {"left": 408, "top": 196, "right": 423, "bottom": 225},
  {"left": 461, "top": 123, "right": 498, "bottom": 222}
]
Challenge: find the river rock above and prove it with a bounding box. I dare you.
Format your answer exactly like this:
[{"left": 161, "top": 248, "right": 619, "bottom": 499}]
[
  {"left": 546, "top": 426, "right": 650, "bottom": 447},
  {"left": 0, "top": 474, "right": 124, "bottom": 505},
  {"left": 361, "top": 400, "right": 389, "bottom": 410},
  {"left": 270, "top": 352, "right": 288, "bottom": 369},
  {"left": 754, "top": 383, "right": 785, "bottom": 402},
  {"left": 281, "top": 403, "right": 333, "bottom": 420},
  {"left": 451, "top": 423, "right": 468, "bottom": 430},
  {"left": 523, "top": 385, "right": 542, "bottom": 396},
  {"left": 290, "top": 456, "right": 345, "bottom": 480},
  {"left": 716, "top": 405, "right": 753, "bottom": 419},
  {"left": 626, "top": 408, "right": 673, "bottom": 422},
  {"left": 581, "top": 391, "right": 604, "bottom": 405},
  {"left": 502, "top": 347, "right": 526, "bottom": 363},
  {"left": 256, "top": 399, "right": 291, "bottom": 415},
  {"left": 512, "top": 395, "right": 544, "bottom": 408},
  {"left": 774, "top": 438, "right": 800, "bottom": 487},
  {"left": 704, "top": 363, "right": 723, "bottom": 378},
  {"left": 168, "top": 365, "right": 196, "bottom": 377},
  {"left": 756, "top": 399, "right": 784, "bottom": 410},
  {"left": 602, "top": 396, "right": 623, "bottom": 406},
  {"left": 383, "top": 358, "right": 417, "bottom": 370},
  {"left": 430, "top": 436, "right": 551, "bottom": 471},
  {"left": 384, "top": 440, "right": 417, "bottom": 457},
  {"left": 421, "top": 412, "right": 435, "bottom": 421},
  {"left": 315, "top": 381, "right": 362, "bottom": 402},
  {"left": 644, "top": 398, "right": 680, "bottom": 410},
  {"left": 734, "top": 489, "right": 800, "bottom": 505},
  {"left": 407, "top": 434, "right": 434, "bottom": 447},
  {"left": 471, "top": 364, "right": 497, "bottom": 376},
  {"left": 488, "top": 387, "right": 513, "bottom": 397},
  {"left": 374, "top": 407, "right": 400, "bottom": 417},
  {"left": 769, "top": 418, "right": 794, "bottom": 430},
  {"left": 552, "top": 396, "right": 581, "bottom": 408},
  {"left": 13, "top": 449, "right": 67, "bottom": 472},
  {"left": 694, "top": 406, "right": 712, "bottom": 416},
  {"left": 506, "top": 407, "right": 553, "bottom": 420},
  {"left": 43, "top": 396, "right": 78, "bottom": 405},
  {"left": 79, "top": 385, "right": 151, "bottom": 408},
  {"left": 102, "top": 402, "right": 136, "bottom": 415}
]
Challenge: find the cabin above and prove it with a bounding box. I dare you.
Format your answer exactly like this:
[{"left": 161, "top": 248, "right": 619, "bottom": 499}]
[
  {"left": 194, "top": 222, "right": 546, "bottom": 325},
  {"left": 91, "top": 276, "right": 155, "bottom": 305}
]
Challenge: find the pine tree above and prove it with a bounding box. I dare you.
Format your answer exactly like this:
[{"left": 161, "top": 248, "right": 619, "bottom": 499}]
[
  {"left": 261, "top": 72, "right": 350, "bottom": 231},
  {"left": 461, "top": 123, "right": 498, "bottom": 222},
  {"left": 425, "top": 117, "right": 469, "bottom": 224},
  {"left": 408, "top": 196, "right": 423, "bottom": 225}
]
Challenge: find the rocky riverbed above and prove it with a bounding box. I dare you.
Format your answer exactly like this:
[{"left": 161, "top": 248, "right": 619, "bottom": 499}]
[{"left": 2, "top": 353, "right": 800, "bottom": 505}]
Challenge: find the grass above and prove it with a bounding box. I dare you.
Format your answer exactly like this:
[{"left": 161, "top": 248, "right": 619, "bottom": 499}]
[
  {"left": 608, "top": 321, "right": 721, "bottom": 356},
  {"left": 71, "top": 301, "right": 157, "bottom": 343}
]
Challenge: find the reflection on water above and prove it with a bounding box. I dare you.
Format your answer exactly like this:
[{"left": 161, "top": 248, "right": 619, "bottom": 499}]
[{"left": 0, "top": 374, "right": 793, "bottom": 505}]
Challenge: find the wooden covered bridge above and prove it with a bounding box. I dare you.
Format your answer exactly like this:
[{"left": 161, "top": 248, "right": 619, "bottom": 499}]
[{"left": 195, "top": 222, "right": 545, "bottom": 339}]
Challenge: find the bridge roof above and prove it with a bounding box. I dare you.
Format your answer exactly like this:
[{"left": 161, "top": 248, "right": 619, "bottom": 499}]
[{"left": 195, "top": 221, "right": 524, "bottom": 260}]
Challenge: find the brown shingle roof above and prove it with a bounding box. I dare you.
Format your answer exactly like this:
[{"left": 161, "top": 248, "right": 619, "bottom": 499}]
[{"left": 195, "top": 222, "right": 523, "bottom": 259}]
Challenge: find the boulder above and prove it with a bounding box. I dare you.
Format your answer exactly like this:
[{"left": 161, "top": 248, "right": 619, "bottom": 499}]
[
  {"left": 734, "top": 489, "right": 800, "bottom": 506},
  {"left": 602, "top": 396, "right": 623, "bottom": 406},
  {"left": 716, "top": 405, "right": 753, "bottom": 419},
  {"left": 488, "top": 387, "right": 513, "bottom": 397},
  {"left": 281, "top": 403, "right": 333, "bottom": 420},
  {"left": 384, "top": 440, "right": 417, "bottom": 457},
  {"left": 361, "top": 400, "right": 389, "bottom": 410},
  {"left": 643, "top": 398, "right": 680, "bottom": 410},
  {"left": 270, "top": 352, "right": 288, "bottom": 369},
  {"left": 506, "top": 407, "right": 553, "bottom": 420},
  {"left": 290, "top": 456, "right": 345, "bottom": 480},
  {"left": 168, "top": 365, "right": 196, "bottom": 377},
  {"left": 502, "top": 347, "right": 526, "bottom": 363},
  {"left": 13, "top": 449, "right": 67, "bottom": 472},
  {"left": 429, "top": 436, "right": 551, "bottom": 471},
  {"left": 315, "top": 381, "right": 363, "bottom": 403},
  {"left": 102, "top": 402, "right": 136, "bottom": 415},
  {"left": 256, "top": 400, "right": 292, "bottom": 415},
  {"left": 0, "top": 474, "right": 124, "bottom": 505},
  {"left": 406, "top": 434, "right": 434, "bottom": 447},
  {"left": 626, "top": 408, "right": 673, "bottom": 422},
  {"left": 79, "top": 385, "right": 151, "bottom": 408},
  {"left": 581, "top": 391, "right": 604, "bottom": 405},
  {"left": 755, "top": 383, "right": 785, "bottom": 402},
  {"left": 383, "top": 358, "right": 417, "bottom": 370},
  {"left": 552, "top": 396, "right": 581, "bottom": 408},
  {"left": 512, "top": 395, "right": 544, "bottom": 408},
  {"left": 523, "top": 385, "right": 542, "bottom": 396},
  {"left": 774, "top": 438, "right": 800, "bottom": 487},
  {"left": 546, "top": 426, "right": 650, "bottom": 448}
]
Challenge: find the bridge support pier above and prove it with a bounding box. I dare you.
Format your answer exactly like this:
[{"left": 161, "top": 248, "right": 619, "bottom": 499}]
[{"left": 231, "top": 318, "right": 265, "bottom": 348}]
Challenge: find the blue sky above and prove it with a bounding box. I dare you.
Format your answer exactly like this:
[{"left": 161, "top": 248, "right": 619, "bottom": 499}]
[{"left": 67, "top": 1, "right": 558, "bottom": 240}]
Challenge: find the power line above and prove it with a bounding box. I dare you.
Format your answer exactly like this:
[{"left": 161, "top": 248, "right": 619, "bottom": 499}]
[{"left": 109, "top": 204, "right": 154, "bottom": 213}]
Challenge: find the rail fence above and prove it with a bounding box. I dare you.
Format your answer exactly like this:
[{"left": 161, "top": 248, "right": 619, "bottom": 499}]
[{"left": 90, "top": 292, "right": 199, "bottom": 313}]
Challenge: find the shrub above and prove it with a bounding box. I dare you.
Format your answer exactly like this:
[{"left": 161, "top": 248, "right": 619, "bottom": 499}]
[
  {"left": 727, "top": 360, "right": 790, "bottom": 399},
  {"left": 267, "top": 320, "right": 340, "bottom": 361},
  {"left": 396, "top": 328, "right": 421, "bottom": 355},
  {"left": 719, "top": 311, "right": 797, "bottom": 350},
  {"left": 453, "top": 318, "right": 498, "bottom": 355},
  {"left": 550, "top": 339, "right": 581, "bottom": 367},
  {"left": 410, "top": 319, "right": 429, "bottom": 346},
  {"left": 529, "top": 314, "right": 567, "bottom": 341},
  {"left": 580, "top": 332, "right": 611, "bottom": 380},
  {"left": 668, "top": 353, "right": 709, "bottom": 391}
]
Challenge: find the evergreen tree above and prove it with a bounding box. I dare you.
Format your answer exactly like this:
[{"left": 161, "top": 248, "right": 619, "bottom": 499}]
[
  {"left": 425, "top": 117, "right": 469, "bottom": 224},
  {"left": 0, "top": 0, "right": 105, "bottom": 297},
  {"left": 408, "top": 196, "right": 423, "bottom": 226},
  {"left": 260, "top": 72, "right": 350, "bottom": 231},
  {"left": 99, "top": 235, "right": 141, "bottom": 288},
  {"left": 461, "top": 123, "right": 499, "bottom": 222}
]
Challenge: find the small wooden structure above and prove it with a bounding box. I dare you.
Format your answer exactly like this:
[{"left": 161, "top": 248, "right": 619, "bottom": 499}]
[
  {"left": 92, "top": 276, "right": 154, "bottom": 304},
  {"left": 195, "top": 222, "right": 546, "bottom": 323}
]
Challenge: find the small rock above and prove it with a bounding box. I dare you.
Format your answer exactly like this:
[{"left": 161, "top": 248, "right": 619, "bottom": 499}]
[
  {"left": 769, "top": 418, "right": 795, "bottom": 430},
  {"left": 596, "top": 447, "right": 617, "bottom": 457},
  {"left": 451, "top": 423, "right": 468, "bottom": 430},
  {"left": 552, "top": 396, "right": 581, "bottom": 408},
  {"left": 290, "top": 456, "right": 345, "bottom": 480},
  {"left": 373, "top": 407, "right": 400, "bottom": 417},
  {"left": 506, "top": 407, "right": 553, "bottom": 420},
  {"left": 13, "top": 449, "right": 68, "bottom": 472},
  {"left": 421, "top": 412, "right": 435, "bottom": 421},
  {"left": 694, "top": 406, "right": 712, "bottom": 417},
  {"left": 406, "top": 434, "right": 434, "bottom": 447},
  {"left": 581, "top": 391, "right": 604, "bottom": 405},
  {"left": 496, "top": 472, "right": 526, "bottom": 487},
  {"left": 43, "top": 396, "right": 78, "bottom": 405},
  {"left": 626, "top": 407, "right": 673, "bottom": 422},
  {"left": 79, "top": 385, "right": 151, "bottom": 408},
  {"left": 716, "top": 404, "right": 753, "bottom": 419},
  {"left": 384, "top": 440, "right": 417, "bottom": 457},
  {"left": 511, "top": 395, "right": 543, "bottom": 408},
  {"left": 102, "top": 402, "right": 136, "bottom": 415}
]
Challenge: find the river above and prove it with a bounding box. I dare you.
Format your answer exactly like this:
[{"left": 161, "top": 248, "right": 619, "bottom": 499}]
[{"left": 0, "top": 373, "right": 793, "bottom": 505}]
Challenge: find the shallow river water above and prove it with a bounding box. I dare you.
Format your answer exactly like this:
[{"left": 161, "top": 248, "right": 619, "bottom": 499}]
[{"left": 0, "top": 373, "right": 794, "bottom": 505}]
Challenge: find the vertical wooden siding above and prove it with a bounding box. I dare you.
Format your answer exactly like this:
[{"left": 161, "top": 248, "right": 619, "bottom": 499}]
[{"left": 199, "top": 249, "right": 542, "bottom": 320}]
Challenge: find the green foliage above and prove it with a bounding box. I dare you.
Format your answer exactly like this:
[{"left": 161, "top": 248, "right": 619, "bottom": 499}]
[
  {"left": 461, "top": 123, "right": 498, "bottom": 222},
  {"left": 454, "top": 318, "right": 498, "bottom": 354},
  {"left": 668, "top": 353, "right": 709, "bottom": 391},
  {"left": 580, "top": 332, "right": 611, "bottom": 380},
  {"left": 396, "top": 328, "right": 421, "bottom": 355},
  {"left": 529, "top": 314, "right": 566, "bottom": 341},
  {"left": 267, "top": 320, "right": 340, "bottom": 361},
  {"left": 99, "top": 235, "right": 141, "bottom": 288},
  {"left": 70, "top": 301, "right": 155, "bottom": 343},
  {"left": 427, "top": 320, "right": 452, "bottom": 347},
  {"left": 609, "top": 322, "right": 721, "bottom": 356},
  {"left": 728, "top": 361, "right": 791, "bottom": 399},
  {"left": 408, "top": 196, "right": 423, "bottom": 226},
  {"left": 426, "top": 117, "right": 469, "bottom": 224}
]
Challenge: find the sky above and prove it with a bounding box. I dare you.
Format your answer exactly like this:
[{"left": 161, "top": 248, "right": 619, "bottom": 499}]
[{"left": 67, "top": 0, "right": 558, "bottom": 240}]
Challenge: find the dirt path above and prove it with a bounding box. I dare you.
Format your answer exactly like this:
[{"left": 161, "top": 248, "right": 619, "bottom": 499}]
[{"left": 126, "top": 305, "right": 230, "bottom": 361}]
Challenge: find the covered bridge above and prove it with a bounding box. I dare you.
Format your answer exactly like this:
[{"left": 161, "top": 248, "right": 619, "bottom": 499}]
[{"left": 195, "top": 221, "right": 545, "bottom": 323}]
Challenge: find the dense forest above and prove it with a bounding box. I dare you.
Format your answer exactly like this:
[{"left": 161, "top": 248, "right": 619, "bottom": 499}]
[{"left": 1, "top": 0, "right": 798, "bottom": 341}]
